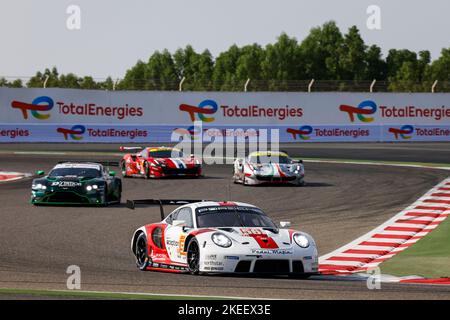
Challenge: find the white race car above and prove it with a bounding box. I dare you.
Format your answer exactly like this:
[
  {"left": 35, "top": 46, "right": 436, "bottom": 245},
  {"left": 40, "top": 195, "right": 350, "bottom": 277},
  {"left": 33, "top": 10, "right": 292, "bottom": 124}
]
[
  {"left": 233, "top": 151, "right": 305, "bottom": 186},
  {"left": 128, "top": 199, "right": 318, "bottom": 277}
]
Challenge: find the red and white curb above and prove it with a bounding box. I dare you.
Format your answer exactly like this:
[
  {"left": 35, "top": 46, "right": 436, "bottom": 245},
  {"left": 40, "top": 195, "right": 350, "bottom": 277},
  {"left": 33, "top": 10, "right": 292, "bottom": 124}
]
[
  {"left": 319, "top": 177, "right": 450, "bottom": 276},
  {"left": 0, "top": 171, "right": 32, "bottom": 182}
]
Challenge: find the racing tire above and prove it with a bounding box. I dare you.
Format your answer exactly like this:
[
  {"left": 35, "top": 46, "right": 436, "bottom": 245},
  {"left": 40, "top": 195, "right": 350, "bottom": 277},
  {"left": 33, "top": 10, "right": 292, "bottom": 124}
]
[
  {"left": 288, "top": 273, "right": 311, "bottom": 279},
  {"left": 101, "top": 187, "right": 108, "bottom": 206},
  {"left": 116, "top": 181, "right": 122, "bottom": 204},
  {"left": 135, "top": 233, "right": 151, "bottom": 271},
  {"left": 121, "top": 161, "right": 129, "bottom": 178},
  {"left": 143, "top": 161, "right": 151, "bottom": 179},
  {"left": 297, "top": 180, "right": 306, "bottom": 187},
  {"left": 187, "top": 238, "right": 201, "bottom": 275}
]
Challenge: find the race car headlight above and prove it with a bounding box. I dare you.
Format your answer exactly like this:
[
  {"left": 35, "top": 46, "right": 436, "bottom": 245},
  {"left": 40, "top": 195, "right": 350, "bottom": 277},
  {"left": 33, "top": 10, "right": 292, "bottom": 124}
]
[
  {"left": 86, "top": 184, "right": 98, "bottom": 191},
  {"left": 293, "top": 234, "right": 310, "bottom": 248},
  {"left": 211, "top": 233, "right": 232, "bottom": 248}
]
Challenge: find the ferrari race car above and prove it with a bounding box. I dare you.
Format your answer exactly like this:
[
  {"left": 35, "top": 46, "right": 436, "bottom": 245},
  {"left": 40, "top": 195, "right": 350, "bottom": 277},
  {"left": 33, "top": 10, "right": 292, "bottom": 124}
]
[
  {"left": 120, "top": 146, "right": 202, "bottom": 178},
  {"left": 233, "top": 151, "right": 305, "bottom": 186},
  {"left": 31, "top": 161, "right": 122, "bottom": 205},
  {"left": 129, "top": 199, "right": 318, "bottom": 277}
]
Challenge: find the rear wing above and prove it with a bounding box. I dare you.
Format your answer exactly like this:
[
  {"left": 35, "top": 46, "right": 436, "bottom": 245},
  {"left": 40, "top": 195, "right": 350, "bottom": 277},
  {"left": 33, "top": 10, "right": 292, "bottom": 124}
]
[
  {"left": 119, "top": 146, "right": 143, "bottom": 151},
  {"left": 57, "top": 160, "right": 119, "bottom": 167},
  {"left": 126, "top": 199, "right": 209, "bottom": 220}
]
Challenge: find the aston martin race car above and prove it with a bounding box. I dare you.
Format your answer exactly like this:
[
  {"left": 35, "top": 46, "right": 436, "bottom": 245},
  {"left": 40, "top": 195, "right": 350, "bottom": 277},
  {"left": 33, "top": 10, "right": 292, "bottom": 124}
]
[
  {"left": 120, "top": 146, "right": 202, "bottom": 178},
  {"left": 233, "top": 151, "right": 305, "bottom": 186},
  {"left": 31, "top": 161, "right": 122, "bottom": 205},
  {"left": 129, "top": 199, "right": 318, "bottom": 277}
]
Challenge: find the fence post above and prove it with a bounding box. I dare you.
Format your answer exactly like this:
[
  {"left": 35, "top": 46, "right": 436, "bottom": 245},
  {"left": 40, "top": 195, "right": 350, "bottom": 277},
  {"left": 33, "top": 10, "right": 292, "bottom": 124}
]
[
  {"left": 370, "top": 79, "right": 376, "bottom": 93},
  {"left": 113, "top": 78, "right": 119, "bottom": 91},
  {"left": 244, "top": 78, "right": 250, "bottom": 92},
  {"left": 308, "top": 79, "right": 315, "bottom": 93},
  {"left": 431, "top": 80, "right": 438, "bottom": 93},
  {"left": 179, "top": 77, "right": 186, "bottom": 92},
  {"left": 43, "top": 75, "right": 50, "bottom": 88}
]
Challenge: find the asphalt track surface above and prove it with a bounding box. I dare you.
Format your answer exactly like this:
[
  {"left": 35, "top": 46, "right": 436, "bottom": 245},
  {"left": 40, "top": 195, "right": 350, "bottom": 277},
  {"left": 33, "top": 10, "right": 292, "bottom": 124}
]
[{"left": 0, "top": 143, "right": 449, "bottom": 299}]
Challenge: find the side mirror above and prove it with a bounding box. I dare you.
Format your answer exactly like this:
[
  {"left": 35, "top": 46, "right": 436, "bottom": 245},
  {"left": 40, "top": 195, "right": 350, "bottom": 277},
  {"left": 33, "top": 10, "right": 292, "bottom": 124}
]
[
  {"left": 279, "top": 221, "right": 291, "bottom": 228},
  {"left": 109, "top": 171, "right": 116, "bottom": 177},
  {"left": 35, "top": 170, "right": 45, "bottom": 176},
  {"left": 172, "top": 220, "right": 186, "bottom": 227}
]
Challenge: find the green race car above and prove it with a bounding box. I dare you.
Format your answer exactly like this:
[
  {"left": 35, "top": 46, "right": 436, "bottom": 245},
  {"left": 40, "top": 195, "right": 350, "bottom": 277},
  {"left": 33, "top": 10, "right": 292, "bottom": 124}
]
[{"left": 31, "top": 161, "right": 122, "bottom": 206}]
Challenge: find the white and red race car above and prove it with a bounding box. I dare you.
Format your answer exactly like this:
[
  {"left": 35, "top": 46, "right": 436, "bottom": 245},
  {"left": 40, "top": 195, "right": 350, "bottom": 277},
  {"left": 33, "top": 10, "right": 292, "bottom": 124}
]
[
  {"left": 128, "top": 199, "right": 318, "bottom": 277},
  {"left": 119, "top": 146, "right": 202, "bottom": 178},
  {"left": 233, "top": 151, "right": 305, "bottom": 186}
]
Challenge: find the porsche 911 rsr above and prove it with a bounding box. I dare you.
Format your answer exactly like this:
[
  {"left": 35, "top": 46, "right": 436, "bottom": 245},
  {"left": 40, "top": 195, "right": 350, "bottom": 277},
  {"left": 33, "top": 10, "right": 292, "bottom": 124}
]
[
  {"left": 120, "top": 146, "right": 202, "bottom": 178},
  {"left": 233, "top": 151, "right": 305, "bottom": 186},
  {"left": 31, "top": 161, "right": 122, "bottom": 205},
  {"left": 129, "top": 200, "right": 318, "bottom": 277}
]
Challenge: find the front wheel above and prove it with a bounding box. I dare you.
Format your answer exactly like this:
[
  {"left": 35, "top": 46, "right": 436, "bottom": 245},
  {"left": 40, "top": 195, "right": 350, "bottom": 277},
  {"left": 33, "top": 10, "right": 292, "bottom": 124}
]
[
  {"left": 135, "top": 233, "right": 150, "bottom": 271},
  {"left": 187, "top": 238, "right": 200, "bottom": 275},
  {"left": 121, "top": 161, "right": 129, "bottom": 178}
]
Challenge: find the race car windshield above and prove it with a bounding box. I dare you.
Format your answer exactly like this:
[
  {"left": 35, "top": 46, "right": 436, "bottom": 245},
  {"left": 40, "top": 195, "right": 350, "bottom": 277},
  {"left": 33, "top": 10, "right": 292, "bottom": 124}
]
[
  {"left": 196, "top": 206, "right": 277, "bottom": 228},
  {"left": 149, "top": 150, "right": 185, "bottom": 158},
  {"left": 49, "top": 168, "right": 101, "bottom": 178},
  {"left": 249, "top": 155, "right": 291, "bottom": 164}
]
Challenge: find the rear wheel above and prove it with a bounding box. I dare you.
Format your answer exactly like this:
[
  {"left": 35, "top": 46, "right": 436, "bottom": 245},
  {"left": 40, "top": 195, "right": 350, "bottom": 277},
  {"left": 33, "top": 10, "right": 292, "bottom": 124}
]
[
  {"left": 143, "top": 161, "right": 151, "bottom": 179},
  {"left": 121, "top": 161, "right": 129, "bottom": 178},
  {"left": 135, "top": 233, "right": 150, "bottom": 271},
  {"left": 187, "top": 238, "right": 200, "bottom": 275}
]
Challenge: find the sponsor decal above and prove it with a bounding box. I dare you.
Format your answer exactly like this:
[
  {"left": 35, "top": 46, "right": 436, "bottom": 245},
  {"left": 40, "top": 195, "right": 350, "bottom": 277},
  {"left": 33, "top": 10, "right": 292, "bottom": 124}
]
[
  {"left": 51, "top": 181, "right": 82, "bottom": 187},
  {"left": 166, "top": 240, "right": 179, "bottom": 247},
  {"left": 204, "top": 254, "right": 217, "bottom": 260},
  {"left": 415, "top": 127, "right": 450, "bottom": 137},
  {"left": 224, "top": 255, "right": 240, "bottom": 260},
  {"left": 173, "top": 125, "right": 202, "bottom": 140},
  {"left": 180, "top": 99, "right": 304, "bottom": 122},
  {"left": 250, "top": 249, "right": 293, "bottom": 255},
  {"left": 314, "top": 128, "right": 370, "bottom": 139},
  {"left": 178, "top": 235, "right": 186, "bottom": 256},
  {"left": 286, "top": 126, "right": 313, "bottom": 140},
  {"left": 11, "top": 96, "right": 144, "bottom": 121},
  {"left": 240, "top": 228, "right": 265, "bottom": 236},
  {"left": 204, "top": 260, "right": 224, "bottom": 266},
  {"left": 379, "top": 105, "right": 450, "bottom": 121},
  {"left": 340, "top": 100, "right": 377, "bottom": 123},
  {"left": 57, "top": 125, "right": 148, "bottom": 140},
  {"left": 0, "top": 128, "right": 30, "bottom": 139},
  {"left": 11, "top": 96, "right": 54, "bottom": 120},
  {"left": 57, "top": 125, "right": 85, "bottom": 140},
  {"left": 388, "top": 125, "right": 414, "bottom": 140},
  {"left": 179, "top": 99, "right": 218, "bottom": 122}
]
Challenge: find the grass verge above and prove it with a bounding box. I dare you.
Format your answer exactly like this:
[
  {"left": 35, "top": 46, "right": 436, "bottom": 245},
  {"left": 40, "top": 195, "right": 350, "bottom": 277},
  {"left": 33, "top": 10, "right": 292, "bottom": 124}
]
[{"left": 380, "top": 216, "right": 450, "bottom": 278}]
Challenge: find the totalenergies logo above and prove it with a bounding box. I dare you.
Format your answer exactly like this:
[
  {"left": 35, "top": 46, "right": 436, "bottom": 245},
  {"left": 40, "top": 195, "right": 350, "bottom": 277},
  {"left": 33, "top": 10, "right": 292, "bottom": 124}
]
[
  {"left": 56, "top": 125, "right": 85, "bottom": 140},
  {"left": 179, "top": 99, "right": 218, "bottom": 122},
  {"left": 11, "top": 96, "right": 54, "bottom": 120},
  {"left": 339, "top": 100, "right": 377, "bottom": 123},
  {"left": 286, "top": 126, "right": 313, "bottom": 140},
  {"left": 388, "top": 125, "right": 414, "bottom": 140},
  {"left": 173, "top": 125, "right": 202, "bottom": 140}
]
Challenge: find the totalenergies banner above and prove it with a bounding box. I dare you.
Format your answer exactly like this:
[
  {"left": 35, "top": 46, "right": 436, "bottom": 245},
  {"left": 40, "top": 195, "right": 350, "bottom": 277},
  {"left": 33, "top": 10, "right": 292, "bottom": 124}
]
[{"left": 0, "top": 87, "right": 449, "bottom": 142}]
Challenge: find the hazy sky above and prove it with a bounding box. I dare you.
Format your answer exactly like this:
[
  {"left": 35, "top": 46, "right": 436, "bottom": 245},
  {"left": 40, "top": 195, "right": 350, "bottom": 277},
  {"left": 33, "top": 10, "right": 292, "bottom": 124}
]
[{"left": 1, "top": 0, "right": 449, "bottom": 79}]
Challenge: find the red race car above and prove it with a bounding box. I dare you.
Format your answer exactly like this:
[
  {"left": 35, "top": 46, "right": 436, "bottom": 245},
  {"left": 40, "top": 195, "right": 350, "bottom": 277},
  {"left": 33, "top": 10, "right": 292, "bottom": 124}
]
[{"left": 119, "top": 146, "right": 202, "bottom": 178}]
